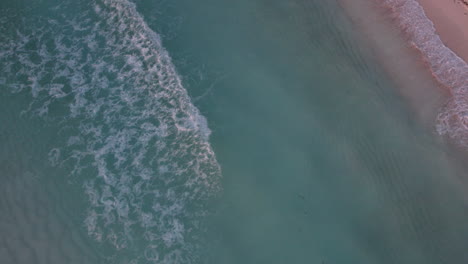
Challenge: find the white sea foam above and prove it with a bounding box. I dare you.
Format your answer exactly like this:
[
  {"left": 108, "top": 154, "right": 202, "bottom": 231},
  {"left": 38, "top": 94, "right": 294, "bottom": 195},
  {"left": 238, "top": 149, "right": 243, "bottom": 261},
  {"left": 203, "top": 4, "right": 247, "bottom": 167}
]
[
  {"left": 0, "top": 0, "right": 221, "bottom": 262},
  {"left": 380, "top": 0, "right": 468, "bottom": 146}
]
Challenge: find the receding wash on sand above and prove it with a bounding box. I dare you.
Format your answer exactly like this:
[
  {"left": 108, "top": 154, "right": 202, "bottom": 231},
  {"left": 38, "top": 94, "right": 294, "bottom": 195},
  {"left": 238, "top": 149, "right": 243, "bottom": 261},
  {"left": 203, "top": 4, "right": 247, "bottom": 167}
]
[
  {"left": 342, "top": 0, "right": 468, "bottom": 147},
  {"left": 379, "top": 0, "right": 468, "bottom": 146}
]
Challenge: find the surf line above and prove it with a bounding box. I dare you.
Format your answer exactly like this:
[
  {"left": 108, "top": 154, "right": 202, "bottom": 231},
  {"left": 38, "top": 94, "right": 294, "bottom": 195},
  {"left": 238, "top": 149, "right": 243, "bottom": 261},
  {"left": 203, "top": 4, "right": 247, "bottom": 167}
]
[{"left": 378, "top": 0, "right": 468, "bottom": 146}]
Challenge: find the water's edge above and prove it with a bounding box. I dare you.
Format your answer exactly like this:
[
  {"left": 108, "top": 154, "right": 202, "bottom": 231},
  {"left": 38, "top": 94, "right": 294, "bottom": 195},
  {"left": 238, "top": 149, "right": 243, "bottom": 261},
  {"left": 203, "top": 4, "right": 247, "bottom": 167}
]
[{"left": 379, "top": 0, "right": 468, "bottom": 146}]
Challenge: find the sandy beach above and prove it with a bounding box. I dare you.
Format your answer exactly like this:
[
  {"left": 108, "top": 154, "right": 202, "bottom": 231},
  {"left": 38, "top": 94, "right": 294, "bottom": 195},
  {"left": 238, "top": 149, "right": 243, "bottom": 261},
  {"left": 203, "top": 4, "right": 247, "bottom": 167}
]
[
  {"left": 338, "top": 0, "right": 449, "bottom": 125},
  {"left": 339, "top": 0, "right": 468, "bottom": 148},
  {"left": 417, "top": 0, "right": 468, "bottom": 64}
]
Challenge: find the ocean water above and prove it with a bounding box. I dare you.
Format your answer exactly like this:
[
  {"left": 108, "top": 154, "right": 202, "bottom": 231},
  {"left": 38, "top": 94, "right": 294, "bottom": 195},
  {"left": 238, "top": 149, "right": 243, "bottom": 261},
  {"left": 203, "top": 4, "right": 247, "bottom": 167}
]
[{"left": 1, "top": 0, "right": 468, "bottom": 263}]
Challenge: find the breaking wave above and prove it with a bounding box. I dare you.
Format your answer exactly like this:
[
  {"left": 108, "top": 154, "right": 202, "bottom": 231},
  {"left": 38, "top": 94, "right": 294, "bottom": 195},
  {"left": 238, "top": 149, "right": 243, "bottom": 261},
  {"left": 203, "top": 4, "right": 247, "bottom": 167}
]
[
  {"left": 0, "top": 0, "right": 221, "bottom": 263},
  {"left": 379, "top": 0, "right": 468, "bottom": 146}
]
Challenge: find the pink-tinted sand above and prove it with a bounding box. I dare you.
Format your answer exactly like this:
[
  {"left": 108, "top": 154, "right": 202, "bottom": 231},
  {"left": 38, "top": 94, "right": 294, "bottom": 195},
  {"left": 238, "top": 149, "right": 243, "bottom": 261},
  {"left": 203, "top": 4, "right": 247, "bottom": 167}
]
[
  {"left": 340, "top": 0, "right": 468, "bottom": 148},
  {"left": 338, "top": 0, "right": 448, "bottom": 125},
  {"left": 417, "top": 0, "right": 468, "bottom": 64}
]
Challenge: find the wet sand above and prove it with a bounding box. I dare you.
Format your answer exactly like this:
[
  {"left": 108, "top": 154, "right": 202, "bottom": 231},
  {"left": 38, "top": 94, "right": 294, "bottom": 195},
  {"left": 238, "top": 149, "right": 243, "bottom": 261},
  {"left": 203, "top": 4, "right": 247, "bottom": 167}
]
[
  {"left": 340, "top": 0, "right": 468, "bottom": 150},
  {"left": 338, "top": 0, "right": 448, "bottom": 126},
  {"left": 338, "top": 0, "right": 468, "bottom": 190},
  {"left": 417, "top": 0, "right": 468, "bottom": 64}
]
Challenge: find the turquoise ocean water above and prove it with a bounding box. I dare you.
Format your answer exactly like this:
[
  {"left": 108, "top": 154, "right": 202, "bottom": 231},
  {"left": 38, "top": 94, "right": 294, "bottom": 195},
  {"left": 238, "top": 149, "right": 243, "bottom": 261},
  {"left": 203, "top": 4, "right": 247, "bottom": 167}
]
[{"left": 1, "top": 0, "right": 468, "bottom": 263}]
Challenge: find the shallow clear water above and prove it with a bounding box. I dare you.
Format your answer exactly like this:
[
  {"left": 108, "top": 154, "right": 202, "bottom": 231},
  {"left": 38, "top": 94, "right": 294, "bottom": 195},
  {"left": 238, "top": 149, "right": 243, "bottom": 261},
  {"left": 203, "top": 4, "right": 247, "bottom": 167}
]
[{"left": 1, "top": 0, "right": 468, "bottom": 263}]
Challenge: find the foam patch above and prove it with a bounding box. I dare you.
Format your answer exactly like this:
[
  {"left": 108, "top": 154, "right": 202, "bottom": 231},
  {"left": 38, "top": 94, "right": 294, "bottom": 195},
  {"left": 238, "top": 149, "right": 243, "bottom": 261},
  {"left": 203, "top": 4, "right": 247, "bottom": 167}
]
[{"left": 0, "top": 0, "right": 221, "bottom": 262}]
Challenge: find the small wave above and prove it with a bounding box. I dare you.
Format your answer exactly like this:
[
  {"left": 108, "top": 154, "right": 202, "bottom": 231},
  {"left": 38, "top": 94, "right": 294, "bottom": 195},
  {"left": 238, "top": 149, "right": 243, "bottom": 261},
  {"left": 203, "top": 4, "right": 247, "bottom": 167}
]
[
  {"left": 379, "top": 0, "right": 468, "bottom": 146},
  {"left": 0, "top": 0, "right": 221, "bottom": 263}
]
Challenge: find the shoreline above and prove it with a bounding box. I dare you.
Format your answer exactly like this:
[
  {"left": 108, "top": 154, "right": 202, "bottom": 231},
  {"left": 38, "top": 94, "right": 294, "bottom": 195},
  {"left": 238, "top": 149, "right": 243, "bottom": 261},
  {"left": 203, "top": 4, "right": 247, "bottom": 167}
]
[
  {"left": 340, "top": 0, "right": 468, "bottom": 148},
  {"left": 416, "top": 0, "right": 468, "bottom": 64},
  {"left": 414, "top": 0, "right": 468, "bottom": 161},
  {"left": 337, "top": 0, "right": 449, "bottom": 126},
  {"left": 379, "top": 0, "right": 468, "bottom": 147},
  {"left": 338, "top": 0, "right": 468, "bottom": 206}
]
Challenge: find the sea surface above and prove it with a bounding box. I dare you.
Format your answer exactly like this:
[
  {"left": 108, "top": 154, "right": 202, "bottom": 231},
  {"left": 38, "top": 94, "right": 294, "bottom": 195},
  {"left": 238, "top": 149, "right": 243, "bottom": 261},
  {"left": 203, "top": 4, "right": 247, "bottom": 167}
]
[{"left": 1, "top": 0, "right": 468, "bottom": 263}]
